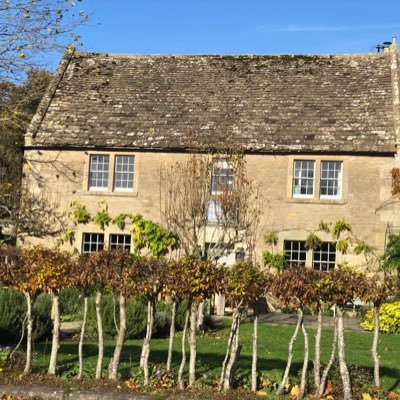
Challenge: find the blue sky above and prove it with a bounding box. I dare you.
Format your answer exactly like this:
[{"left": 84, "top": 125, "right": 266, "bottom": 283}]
[{"left": 64, "top": 1, "right": 400, "bottom": 60}]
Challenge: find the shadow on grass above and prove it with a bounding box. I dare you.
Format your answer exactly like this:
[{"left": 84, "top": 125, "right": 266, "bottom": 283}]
[{"left": 33, "top": 340, "right": 400, "bottom": 392}]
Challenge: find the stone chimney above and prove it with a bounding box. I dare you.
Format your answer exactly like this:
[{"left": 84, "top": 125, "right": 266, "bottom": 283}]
[{"left": 389, "top": 37, "right": 400, "bottom": 162}]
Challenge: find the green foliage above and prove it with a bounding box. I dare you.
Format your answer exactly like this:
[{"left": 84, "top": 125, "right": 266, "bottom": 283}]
[
  {"left": 262, "top": 250, "right": 287, "bottom": 271},
  {"left": 59, "top": 288, "right": 83, "bottom": 319},
  {"left": 93, "top": 201, "right": 112, "bottom": 231},
  {"left": 129, "top": 214, "right": 179, "bottom": 257},
  {"left": 336, "top": 239, "right": 349, "bottom": 254},
  {"left": 332, "top": 219, "right": 352, "bottom": 239},
  {"left": 113, "top": 213, "right": 130, "bottom": 231},
  {"left": 381, "top": 234, "right": 400, "bottom": 272},
  {"left": 318, "top": 220, "right": 331, "bottom": 234},
  {"left": 0, "top": 288, "right": 52, "bottom": 344},
  {"left": 305, "top": 232, "right": 322, "bottom": 250},
  {"left": 361, "top": 302, "right": 400, "bottom": 333},
  {"left": 68, "top": 200, "right": 91, "bottom": 225},
  {"left": 86, "top": 294, "right": 184, "bottom": 340},
  {"left": 354, "top": 240, "right": 374, "bottom": 255},
  {"left": 264, "top": 231, "right": 278, "bottom": 246}
]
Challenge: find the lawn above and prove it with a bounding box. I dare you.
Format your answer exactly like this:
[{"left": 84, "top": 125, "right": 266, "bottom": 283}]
[{"left": 32, "top": 320, "right": 400, "bottom": 392}]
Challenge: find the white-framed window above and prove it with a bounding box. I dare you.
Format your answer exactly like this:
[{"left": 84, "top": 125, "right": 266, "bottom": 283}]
[
  {"left": 284, "top": 240, "right": 307, "bottom": 266},
  {"left": 89, "top": 155, "right": 109, "bottom": 191},
  {"left": 109, "top": 234, "right": 131, "bottom": 251},
  {"left": 293, "top": 160, "right": 315, "bottom": 198},
  {"left": 313, "top": 242, "right": 336, "bottom": 271},
  {"left": 82, "top": 233, "right": 104, "bottom": 254},
  {"left": 211, "top": 159, "right": 234, "bottom": 195},
  {"left": 320, "top": 161, "right": 342, "bottom": 199},
  {"left": 114, "top": 155, "right": 134, "bottom": 191}
]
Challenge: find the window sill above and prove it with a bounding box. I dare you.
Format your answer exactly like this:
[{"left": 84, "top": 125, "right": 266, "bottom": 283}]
[
  {"left": 82, "top": 191, "right": 138, "bottom": 198},
  {"left": 287, "top": 197, "right": 347, "bottom": 205}
]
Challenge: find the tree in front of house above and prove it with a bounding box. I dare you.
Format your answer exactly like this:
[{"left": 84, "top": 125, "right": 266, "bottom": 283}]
[
  {"left": 271, "top": 266, "right": 321, "bottom": 399},
  {"left": 219, "top": 261, "right": 269, "bottom": 392}
]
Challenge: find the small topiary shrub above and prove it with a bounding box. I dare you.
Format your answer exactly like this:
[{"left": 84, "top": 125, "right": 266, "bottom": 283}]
[
  {"left": 361, "top": 302, "right": 400, "bottom": 333},
  {"left": 0, "top": 288, "right": 52, "bottom": 344}
]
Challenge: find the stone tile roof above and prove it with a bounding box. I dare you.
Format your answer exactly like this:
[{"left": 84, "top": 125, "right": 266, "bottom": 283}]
[{"left": 26, "top": 51, "right": 397, "bottom": 154}]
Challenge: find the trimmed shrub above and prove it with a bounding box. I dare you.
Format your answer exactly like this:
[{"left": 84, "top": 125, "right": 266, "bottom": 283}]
[
  {"left": 59, "top": 288, "right": 83, "bottom": 319},
  {"left": 86, "top": 294, "right": 188, "bottom": 340},
  {"left": 361, "top": 302, "right": 400, "bottom": 333},
  {"left": 0, "top": 288, "right": 52, "bottom": 344}
]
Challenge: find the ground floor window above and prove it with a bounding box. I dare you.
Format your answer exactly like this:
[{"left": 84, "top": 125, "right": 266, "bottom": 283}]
[
  {"left": 109, "top": 234, "right": 131, "bottom": 251},
  {"left": 284, "top": 240, "right": 307, "bottom": 266},
  {"left": 82, "top": 233, "right": 104, "bottom": 254},
  {"left": 313, "top": 242, "right": 336, "bottom": 271}
]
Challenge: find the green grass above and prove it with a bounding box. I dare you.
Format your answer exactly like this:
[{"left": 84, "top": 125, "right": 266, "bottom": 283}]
[{"left": 33, "top": 321, "right": 400, "bottom": 392}]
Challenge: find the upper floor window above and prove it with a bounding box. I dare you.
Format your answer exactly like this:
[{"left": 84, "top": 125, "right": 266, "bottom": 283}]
[
  {"left": 211, "top": 159, "right": 234, "bottom": 195},
  {"left": 320, "top": 161, "right": 342, "bottom": 198},
  {"left": 109, "top": 233, "right": 132, "bottom": 251},
  {"left": 293, "top": 160, "right": 315, "bottom": 198},
  {"left": 114, "top": 155, "right": 135, "bottom": 191},
  {"left": 313, "top": 242, "right": 336, "bottom": 271},
  {"left": 82, "top": 232, "right": 104, "bottom": 254},
  {"left": 284, "top": 240, "right": 307, "bottom": 266},
  {"left": 89, "top": 155, "right": 109, "bottom": 191},
  {"left": 88, "top": 154, "right": 135, "bottom": 193}
]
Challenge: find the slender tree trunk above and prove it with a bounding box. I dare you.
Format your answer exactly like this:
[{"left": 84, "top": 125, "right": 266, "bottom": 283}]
[
  {"left": 337, "top": 306, "right": 351, "bottom": 400},
  {"left": 23, "top": 292, "right": 33, "bottom": 375},
  {"left": 48, "top": 293, "right": 60, "bottom": 375},
  {"left": 300, "top": 316, "right": 309, "bottom": 399},
  {"left": 95, "top": 291, "right": 104, "bottom": 379},
  {"left": 372, "top": 304, "right": 380, "bottom": 388},
  {"left": 188, "top": 302, "right": 198, "bottom": 387},
  {"left": 142, "top": 299, "right": 155, "bottom": 386},
  {"left": 251, "top": 308, "right": 258, "bottom": 393},
  {"left": 197, "top": 300, "right": 204, "bottom": 330},
  {"left": 276, "top": 307, "right": 303, "bottom": 396},
  {"left": 178, "top": 308, "right": 190, "bottom": 390},
  {"left": 318, "top": 312, "right": 338, "bottom": 399},
  {"left": 219, "top": 303, "right": 242, "bottom": 388},
  {"left": 223, "top": 315, "right": 241, "bottom": 391},
  {"left": 314, "top": 306, "right": 323, "bottom": 390},
  {"left": 166, "top": 301, "right": 176, "bottom": 371},
  {"left": 108, "top": 294, "right": 127, "bottom": 381},
  {"left": 78, "top": 293, "right": 88, "bottom": 380}
]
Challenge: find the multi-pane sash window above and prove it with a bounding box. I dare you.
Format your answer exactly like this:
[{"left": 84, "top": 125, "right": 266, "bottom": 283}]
[
  {"left": 82, "top": 233, "right": 104, "bottom": 254},
  {"left": 109, "top": 234, "right": 132, "bottom": 251},
  {"left": 313, "top": 242, "right": 336, "bottom": 271},
  {"left": 284, "top": 240, "right": 307, "bottom": 266},
  {"left": 320, "top": 161, "right": 342, "bottom": 198},
  {"left": 293, "top": 160, "right": 315, "bottom": 197},
  {"left": 89, "top": 155, "right": 109, "bottom": 190},
  {"left": 211, "top": 159, "right": 234, "bottom": 194},
  {"left": 114, "top": 156, "right": 134, "bottom": 191}
]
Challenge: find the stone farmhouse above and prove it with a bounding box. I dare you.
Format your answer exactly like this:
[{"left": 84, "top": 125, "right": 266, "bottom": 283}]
[{"left": 22, "top": 40, "right": 400, "bottom": 271}]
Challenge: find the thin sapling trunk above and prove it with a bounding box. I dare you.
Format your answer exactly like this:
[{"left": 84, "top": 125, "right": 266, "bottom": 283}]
[
  {"left": 188, "top": 302, "right": 198, "bottom": 387},
  {"left": 95, "top": 291, "right": 104, "bottom": 379},
  {"left": 223, "top": 315, "right": 241, "bottom": 391},
  {"left": 78, "top": 293, "right": 88, "bottom": 379},
  {"left": 318, "top": 312, "right": 338, "bottom": 398},
  {"left": 142, "top": 299, "right": 155, "bottom": 386},
  {"left": 314, "top": 306, "right": 323, "bottom": 390},
  {"left": 178, "top": 308, "right": 190, "bottom": 390},
  {"left": 166, "top": 301, "right": 177, "bottom": 371},
  {"left": 251, "top": 307, "right": 258, "bottom": 393},
  {"left": 48, "top": 293, "right": 60, "bottom": 375},
  {"left": 372, "top": 304, "right": 380, "bottom": 388},
  {"left": 23, "top": 292, "right": 33, "bottom": 375},
  {"left": 108, "top": 294, "right": 127, "bottom": 381},
  {"left": 300, "top": 316, "right": 309, "bottom": 399},
  {"left": 276, "top": 307, "right": 303, "bottom": 396},
  {"left": 337, "top": 306, "right": 352, "bottom": 400}
]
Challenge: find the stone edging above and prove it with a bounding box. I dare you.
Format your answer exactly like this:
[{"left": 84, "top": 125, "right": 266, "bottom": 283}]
[{"left": 0, "top": 385, "right": 153, "bottom": 400}]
